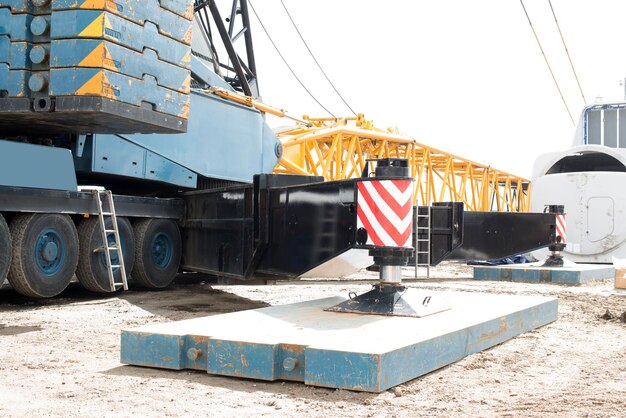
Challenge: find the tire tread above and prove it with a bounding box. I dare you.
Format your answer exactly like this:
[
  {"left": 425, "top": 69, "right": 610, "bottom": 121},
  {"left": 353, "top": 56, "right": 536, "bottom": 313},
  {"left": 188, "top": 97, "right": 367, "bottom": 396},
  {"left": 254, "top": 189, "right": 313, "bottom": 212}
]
[
  {"left": 8, "top": 214, "right": 78, "bottom": 298},
  {"left": 0, "top": 213, "right": 11, "bottom": 282}
]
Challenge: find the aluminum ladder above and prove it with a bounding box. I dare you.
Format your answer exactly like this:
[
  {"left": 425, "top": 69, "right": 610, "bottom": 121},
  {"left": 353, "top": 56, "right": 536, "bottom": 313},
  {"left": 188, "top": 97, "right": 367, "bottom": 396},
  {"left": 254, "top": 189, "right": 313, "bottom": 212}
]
[
  {"left": 93, "top": 189, "right": 128, "bottom": 291},
  {"left": 414, "top": 206, "right": 431, "bottom": 279}
]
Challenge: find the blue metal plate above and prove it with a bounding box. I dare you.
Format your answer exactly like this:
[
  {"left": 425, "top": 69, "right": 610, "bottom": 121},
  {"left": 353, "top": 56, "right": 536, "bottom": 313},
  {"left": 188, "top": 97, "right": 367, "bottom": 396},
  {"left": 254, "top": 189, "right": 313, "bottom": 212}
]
[
  {"left": 0, "top": 8, "right": 50, "bottom": 43},
  {"left": 473, "top": 264, "right": 615, "bottom": 284},
  {"left": 0, "top": 0, "right": 50, "bottom": 14},
  {"left": 49, "top": 68, "right": 189, "bottom": 118},
  {"left": 0, "top": 0, "right": 192, "bottom": 20},
  {"left": 0, "top": 140, "right": 78, "bottom": 191},
  {"left": 0, "top": 65, "right": 30, "bottom": 96},
  {"left": 125, "top": 91, "right": 282, "bottom": 182},
  {"left": 50, "top": 39, "right": 190, "bottom": 93},
  {"left": 53, "top": 0, "right": 193, "bottom": 20},
  {"left": 120, "top": 291, "right": 559, "bottom": 392},
  {"left": 51, "top": 0, "right": 192, "bottom": 44},
  {"left": 0, "top": 36, "right": 51, "bottom": 71},
  {"left": 50, "top": 10, "right": 191, "bottom": 68},
  {"left": 73, "top": 134, "right": 197, "bottom": 187},
  {"left": 0, "top": 96, "right": 188, "bottom": 134}
]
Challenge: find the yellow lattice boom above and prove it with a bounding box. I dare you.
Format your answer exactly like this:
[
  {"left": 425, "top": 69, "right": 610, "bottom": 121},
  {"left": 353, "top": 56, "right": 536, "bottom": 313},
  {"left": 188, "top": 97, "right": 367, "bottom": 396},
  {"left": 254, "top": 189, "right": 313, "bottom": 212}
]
[{"left": 273, "top": 115, "right": 530, "bottom": 212}]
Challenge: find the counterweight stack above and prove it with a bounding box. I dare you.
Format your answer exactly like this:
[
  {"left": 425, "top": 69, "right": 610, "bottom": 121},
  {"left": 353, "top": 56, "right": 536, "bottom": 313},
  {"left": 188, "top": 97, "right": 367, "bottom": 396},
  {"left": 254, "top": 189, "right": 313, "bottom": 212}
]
[{"left": 0, "top": 0, "right": 193, "bottom": 134}]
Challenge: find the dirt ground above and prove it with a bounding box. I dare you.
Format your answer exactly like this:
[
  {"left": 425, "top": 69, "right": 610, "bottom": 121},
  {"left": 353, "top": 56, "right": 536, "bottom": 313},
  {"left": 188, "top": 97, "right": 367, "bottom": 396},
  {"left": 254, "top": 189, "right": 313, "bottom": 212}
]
[{"left": 1, "top": 263, "right": 626, "bottom": 417}]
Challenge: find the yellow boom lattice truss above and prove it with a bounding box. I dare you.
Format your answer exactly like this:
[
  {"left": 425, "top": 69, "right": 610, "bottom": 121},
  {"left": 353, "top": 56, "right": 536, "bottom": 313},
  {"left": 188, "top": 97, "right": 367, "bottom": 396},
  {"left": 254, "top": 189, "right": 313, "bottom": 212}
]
[{"left": 274, "top": 116, "right": 530, "bottom": 212}]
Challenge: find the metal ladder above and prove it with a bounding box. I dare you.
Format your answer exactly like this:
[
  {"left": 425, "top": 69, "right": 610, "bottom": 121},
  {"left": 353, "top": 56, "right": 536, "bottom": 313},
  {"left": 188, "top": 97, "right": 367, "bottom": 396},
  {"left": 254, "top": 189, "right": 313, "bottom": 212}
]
[
  {"left": 93, "top": 189, "right": 128, "bottom": 291},
  {"left": 414, "top": 206, "right": 431, "bottom": 279}
]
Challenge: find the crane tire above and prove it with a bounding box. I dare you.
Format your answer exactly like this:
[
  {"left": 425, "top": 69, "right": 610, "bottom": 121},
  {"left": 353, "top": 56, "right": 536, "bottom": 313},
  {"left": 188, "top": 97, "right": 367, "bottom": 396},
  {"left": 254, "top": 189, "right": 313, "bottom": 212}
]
[
  {"left": 8, "top": 213, "right": 79, "bottom": 298},
  {"left": 76, "top": 216, "right": 135, "bottom": 293},
  {"left": 132, "top": 218, "right": 181, "bottom": 289},
  {"left": 0, "top": 213, "right": 11, "bottom": 284}
]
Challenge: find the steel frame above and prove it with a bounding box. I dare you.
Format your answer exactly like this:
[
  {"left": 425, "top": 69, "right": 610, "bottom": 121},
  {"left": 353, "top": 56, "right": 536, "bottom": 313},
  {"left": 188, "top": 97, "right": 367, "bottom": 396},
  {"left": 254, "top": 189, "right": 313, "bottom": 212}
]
[
  {"left": 194, "top": 0, "right": 258, "bottom": 97},
  {"left": 0, "top": 186, "right": 185, "bottom": 220},
  {"left": 274, "top": 116, "right": 531, "bottom": 212}
]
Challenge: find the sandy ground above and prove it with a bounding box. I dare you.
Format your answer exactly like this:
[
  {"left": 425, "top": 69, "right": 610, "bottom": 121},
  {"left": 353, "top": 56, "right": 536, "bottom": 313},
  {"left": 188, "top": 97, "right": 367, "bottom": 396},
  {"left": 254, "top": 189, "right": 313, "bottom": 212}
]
[{"left": 1, "top": 263, "right": 626, "bottom": 417}]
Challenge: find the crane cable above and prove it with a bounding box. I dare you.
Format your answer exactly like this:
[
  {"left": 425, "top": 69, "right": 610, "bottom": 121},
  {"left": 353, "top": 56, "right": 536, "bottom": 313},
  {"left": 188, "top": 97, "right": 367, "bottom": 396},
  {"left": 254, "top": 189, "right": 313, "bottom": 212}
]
[
  {"left": 548, "top": 0, "right": 586, "bottom": 104},
  {"left": 519, "top": 0, "right": 575, "bottom": 125},
  {"left": 248, "top": 0, "right": 336, "bottom": 117},
  {"left": 279, "top": 0, "right": 357, "bottom": 116}
]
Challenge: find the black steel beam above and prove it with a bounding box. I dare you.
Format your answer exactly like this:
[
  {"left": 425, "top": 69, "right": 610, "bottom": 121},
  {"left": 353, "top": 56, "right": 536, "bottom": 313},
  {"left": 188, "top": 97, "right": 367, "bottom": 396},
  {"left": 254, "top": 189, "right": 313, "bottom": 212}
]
[
  {"left": 447, "top": 211, "right": 555, "bottom": 261},
  {"left": 0, "top": 186, "right": 185, "bottom": 220}
]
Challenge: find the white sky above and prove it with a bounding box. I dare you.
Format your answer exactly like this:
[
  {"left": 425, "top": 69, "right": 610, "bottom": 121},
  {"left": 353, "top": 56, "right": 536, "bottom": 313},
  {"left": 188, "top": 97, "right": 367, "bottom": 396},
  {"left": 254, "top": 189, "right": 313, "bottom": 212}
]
[{"left": 242, "top": 0, "right": 626, "bottom": 178}]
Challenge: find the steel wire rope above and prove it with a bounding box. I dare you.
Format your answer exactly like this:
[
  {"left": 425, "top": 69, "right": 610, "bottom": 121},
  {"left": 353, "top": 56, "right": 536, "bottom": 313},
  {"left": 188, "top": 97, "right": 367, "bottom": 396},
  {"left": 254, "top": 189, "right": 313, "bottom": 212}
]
[
  {"left": 519, "top": 0, "right": 575, "bottom": 125},
  {"left": 279, "top": 0, "right": 357, "bottom": 116},
  {"left": 548, "top": 0, "right": 586, "bottom": 104},
  {"left": 248, "top": 0, "right": 336, "bottom": 117}
]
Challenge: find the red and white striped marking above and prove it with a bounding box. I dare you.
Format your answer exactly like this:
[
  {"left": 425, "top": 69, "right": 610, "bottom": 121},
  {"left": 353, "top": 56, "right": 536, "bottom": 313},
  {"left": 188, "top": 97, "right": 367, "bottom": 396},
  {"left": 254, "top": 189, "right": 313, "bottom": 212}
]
[
  {"left": 356, "top": 179, "right": 413, "bottom": 247},
  {"left": 556, "top": 214, "right": 566, "bottom": 243}
]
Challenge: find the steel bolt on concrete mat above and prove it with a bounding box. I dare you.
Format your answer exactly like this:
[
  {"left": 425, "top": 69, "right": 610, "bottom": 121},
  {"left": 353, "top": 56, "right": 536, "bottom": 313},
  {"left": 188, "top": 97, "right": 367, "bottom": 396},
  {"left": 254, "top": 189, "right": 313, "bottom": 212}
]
[{"left": 121, "top": 290, "right": 558, "bottom": 392}]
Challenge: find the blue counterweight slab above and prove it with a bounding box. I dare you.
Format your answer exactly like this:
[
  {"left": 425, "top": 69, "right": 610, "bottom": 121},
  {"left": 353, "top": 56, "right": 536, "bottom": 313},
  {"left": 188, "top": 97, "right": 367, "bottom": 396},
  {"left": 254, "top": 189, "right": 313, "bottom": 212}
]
[
  {"left": 120, "top": 291, "right": 559, "bottom": 392},
  {"left": 50, "top": 39, "right": 190, "bottom": 93},
  {"left": 53, "top": 0, "right": 193, "bottom": 20},
  {"left": 0, "top": 36, "right": 33, "bottom": 68},
  {"left": 51, "top": 0, "right": 192, "bottom": 44},
  {"left": 0, "top": 0, "right": 193, "bottom": 20},
  {"left": 0, "top": 65, "right": 31, "bottom": 96},
  {"left": 49, "top": 68, "right": 189, "bottom": 118},
  {"left": 0, "top": 39, "right": 50, "bottom": 71},
  {"left": 0, "top": 0, "right": 50, "bottom": 15},
  {"left": 0, "top": 8, "right": 51, "bottom": 43},
  {"left": 50, "top": 10, "right": 191, "bottom": 68}
]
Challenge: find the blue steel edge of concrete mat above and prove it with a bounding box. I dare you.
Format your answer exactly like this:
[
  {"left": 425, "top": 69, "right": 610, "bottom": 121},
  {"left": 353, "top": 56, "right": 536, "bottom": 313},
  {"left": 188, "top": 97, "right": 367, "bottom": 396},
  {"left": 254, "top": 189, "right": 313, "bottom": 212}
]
[
  {"left": 275, "top": 344, "right": 306, "bottom": 382},
  {"left": 49, "top": 68, "right": 189, "bottom": 119},
  {"left": 305, "top": 298, "right": 558, "bottom": 392},
  {"left": 464, "top": 299, "right": 558, "bottom": 354},
  {"left": 551, "top": 270, "right": 580, "bottom": 284},
  {"left": 181, "top": 336, "right": 209, "bottom": 371},
  {"left": 474, "top": 266, "right": 614, "bottom": 285},
  {"left": 0, "top": 140, "right": 77, "bottom": 191},
  {"left": 305, "top": 350, "right": 381, "bottom": 392},
  {"left": 511, "top": 268, "right": 541, "bottom": 283},
  {"left": 50, "top": 10, "right": 191, "bottom": 69},
  {"left": 576, "top": 267, "right": 615, "bottom": 283},
  {"left": 379, "top": 299, "right": 558, "bottom": 392},
  {"left": 52, "top": 0, "right": 194, "bottom": 21},
  {"left": 50, "top": 0, "right": 192, "bottom": 44},
  {"left": 207, "top": 339, "right": 277, "bottom": 381},
  {"left": 50, "top": 39, "right": 190, "bottom": 94},
  {"left": 120, "top": 331, "right": 183, "bottom": 369},
  {"left": 472, "top": 267, "right": 503, "bottom": 281}
]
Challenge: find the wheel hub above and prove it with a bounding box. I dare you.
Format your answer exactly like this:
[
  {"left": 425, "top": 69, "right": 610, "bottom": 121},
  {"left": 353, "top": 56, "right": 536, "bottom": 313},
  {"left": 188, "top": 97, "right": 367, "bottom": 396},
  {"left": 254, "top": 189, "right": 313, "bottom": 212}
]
[
  {"left": 152, "top": 232, "right": 173, "bottom": 269},
  {"left": 35, "top": 228, "right": 65, "bottom": 275},
  {"left": 42, "top": 241, "right": 58, "bottom": 262}
]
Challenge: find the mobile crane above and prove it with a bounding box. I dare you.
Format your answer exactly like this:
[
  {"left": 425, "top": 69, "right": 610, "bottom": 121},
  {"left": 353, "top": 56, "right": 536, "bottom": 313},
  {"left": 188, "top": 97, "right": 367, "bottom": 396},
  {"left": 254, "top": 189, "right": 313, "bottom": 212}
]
[{"left": 0, "top": 0, "right": 556, "bottom": 302}]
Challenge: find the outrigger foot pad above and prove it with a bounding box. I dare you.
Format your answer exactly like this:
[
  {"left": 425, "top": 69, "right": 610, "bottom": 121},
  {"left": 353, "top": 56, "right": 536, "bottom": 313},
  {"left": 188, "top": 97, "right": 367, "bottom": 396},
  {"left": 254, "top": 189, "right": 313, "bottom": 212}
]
[{"left": 325, "top": 284, "right": 452, "bottom": 318}]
